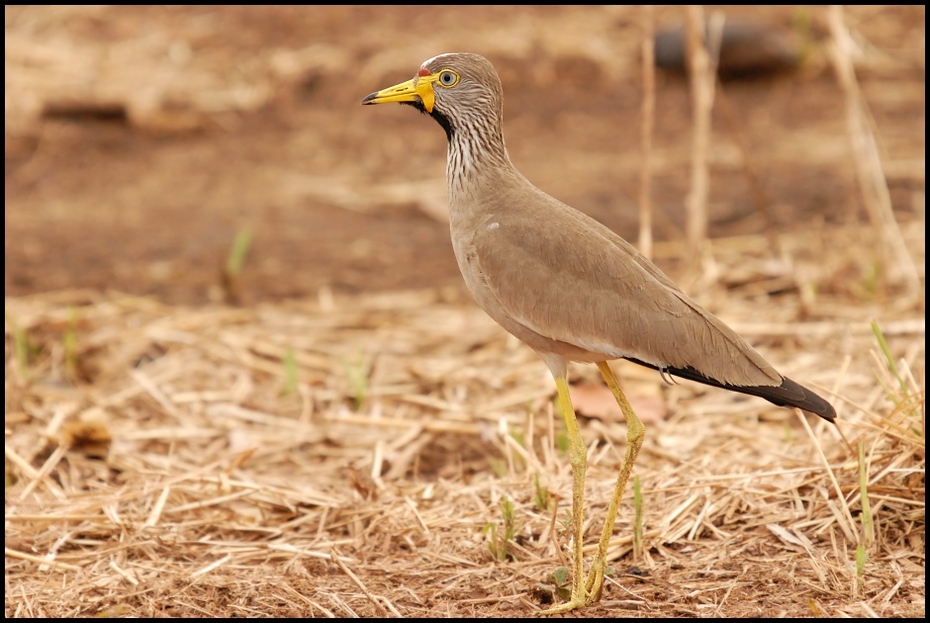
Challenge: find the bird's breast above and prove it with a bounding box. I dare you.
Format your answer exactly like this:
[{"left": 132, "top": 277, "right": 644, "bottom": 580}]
[{"left": 448, "top": 216, "right": 605, "bottom": 362}]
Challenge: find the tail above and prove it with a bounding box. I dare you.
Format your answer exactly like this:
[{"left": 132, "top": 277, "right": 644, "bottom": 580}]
[{"left": 624, "top": 358, "right": 836, "bottom": 422}]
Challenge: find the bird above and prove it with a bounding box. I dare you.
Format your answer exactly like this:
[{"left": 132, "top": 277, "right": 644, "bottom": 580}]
[{"left": 362, "top": 52, "right": 836, "bottom": 615}]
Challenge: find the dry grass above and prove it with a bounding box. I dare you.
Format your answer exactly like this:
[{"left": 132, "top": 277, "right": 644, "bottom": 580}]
[
  {"left": 6, "top": 220, "right": 924, "bottom": 617},
  {"left": 5, "top": 5, "right": 925, "bottom": 618}
]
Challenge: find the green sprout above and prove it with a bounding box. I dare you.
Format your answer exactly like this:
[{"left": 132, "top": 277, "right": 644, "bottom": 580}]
[
  {"left": 488, "top": 458, "right": 508, "bottom": 478},
  {"left": 858, "top": 440, "right": 875, "bottom": 549},
  {"left": 226, "top": 226, "right": 253, "bottom": 277},
  {"left": 221, "top": 226, "right": 253, "bottom": 304},
  {"left": 7, "top": 313, "right": 36, "bottom": 379},
  {"left": 855, "top": 544, "right": 868, "bottom": 579},
  {"left": 340, "top": 353, "right": 369, "bottom": 411},
  {"left": 282, "top": 348, "right": 298, "bottom": 395},
  {"left": 871, "top": 320, "right": 910, "bottom": 401},
  {"left": 533, "top": 473, "right": 551, "bottom": 511},
  {"left": 483, "top": 496, "right": 517, "bottom": 561}
]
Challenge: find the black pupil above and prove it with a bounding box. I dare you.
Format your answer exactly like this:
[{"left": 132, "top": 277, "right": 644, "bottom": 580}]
[{"left": 442, "top": 73, "right": 453, "bottom": 84}]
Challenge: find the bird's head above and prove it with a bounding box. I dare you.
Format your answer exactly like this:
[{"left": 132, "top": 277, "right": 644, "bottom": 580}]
[{"left": 362, "top": 52, "right": 503, "bottom": 141}]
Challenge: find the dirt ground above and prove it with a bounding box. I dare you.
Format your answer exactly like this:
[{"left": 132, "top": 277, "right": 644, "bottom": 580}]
[
  {"left": 7, "top": 5, "right": 924, "bottom": 304},
  {"left": 5, "top": 5, "right": 925, "bottom": 618}
]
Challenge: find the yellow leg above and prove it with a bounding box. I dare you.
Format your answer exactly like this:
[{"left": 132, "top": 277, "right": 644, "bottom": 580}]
[
  {"left": 537, "top": 375, "right": 588, "bottom": 615},
  {"left": 584, "top": 361, "right": 646, "bottom": 602}
]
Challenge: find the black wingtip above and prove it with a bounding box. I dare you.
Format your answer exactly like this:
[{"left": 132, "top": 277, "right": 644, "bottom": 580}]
[
  {"left": 624, "top": 358, "right": 836, "bottom": 422},
  {"left": 770, "top": 376, "right": 837, "bottom": 423}
]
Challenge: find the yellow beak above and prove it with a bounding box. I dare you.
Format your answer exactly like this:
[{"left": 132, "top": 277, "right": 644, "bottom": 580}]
[{"left": 361, "top": 72, "right": 439, "bottom": 112}]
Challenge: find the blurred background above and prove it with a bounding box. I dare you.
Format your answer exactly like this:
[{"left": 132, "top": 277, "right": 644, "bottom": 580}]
[
  {"left": 4, "top": 8, "right": 925, "bottom": 617},
  {"left": 5, "top": 6, "right": 925, "bottom": 304}
]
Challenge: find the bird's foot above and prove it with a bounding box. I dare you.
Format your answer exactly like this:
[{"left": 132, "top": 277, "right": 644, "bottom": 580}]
[
  {"left": 538, "top": 563, "right": 607, "bottom": 615},
  {"left": 537, "top": 594, "right": 585, "bottom": 616},
  {"left": 584, "top": 557, "right": 607, "bottom": 605}
]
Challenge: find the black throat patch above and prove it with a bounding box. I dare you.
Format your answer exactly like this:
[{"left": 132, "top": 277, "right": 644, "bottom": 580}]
[{"left": 402, "top": 101, "right": 454, "bottom": 142}]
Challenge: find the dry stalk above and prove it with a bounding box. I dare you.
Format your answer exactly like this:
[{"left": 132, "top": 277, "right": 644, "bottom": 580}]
[
  {"left": 638, "top": 4, "right": 656, "bottom": 260},
  {"left": 683, "top": 6, "right": 724, "bottom": 257},
  {"left": 824, "top": 5, "right": 922, "bottom": 298}
]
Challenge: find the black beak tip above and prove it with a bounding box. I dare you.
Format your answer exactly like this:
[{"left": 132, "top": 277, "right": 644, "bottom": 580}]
[{"left": 361, "top": 92, "right": 378, "bottom": 105}]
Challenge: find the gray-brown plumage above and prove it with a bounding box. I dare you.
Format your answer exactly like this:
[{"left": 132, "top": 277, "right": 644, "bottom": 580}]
[{"left": 363, "top": 52, "right": 835, "bottom": 614}]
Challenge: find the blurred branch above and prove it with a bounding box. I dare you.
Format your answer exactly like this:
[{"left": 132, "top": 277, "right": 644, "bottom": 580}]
[
  {"left": 683, "top": 6, "right": 723, "bottom": 256},
  {"left": 638, "top": 5, "right": 656, "bottom": 261},
  {"left": 825, "top": 5, "right": 921, "bottom": 297}
]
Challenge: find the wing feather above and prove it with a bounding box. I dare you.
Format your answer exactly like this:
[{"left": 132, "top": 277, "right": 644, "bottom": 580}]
[{"left": 471, "top": 195, "right": 781, "bottom": 388}]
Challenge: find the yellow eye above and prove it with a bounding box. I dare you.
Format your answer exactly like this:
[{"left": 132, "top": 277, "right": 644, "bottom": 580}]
[{"left": 438, "top": 70, "right": 459, "bottom": 87}]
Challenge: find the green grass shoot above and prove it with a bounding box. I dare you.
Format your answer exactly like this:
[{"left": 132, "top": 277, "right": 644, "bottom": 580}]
[
  {"left": 871, "top": 320, "right": 910, "bottom": 400},
  {"left": 7, "top": 313, "right": 35, "bottom": 379},
  {"left": 861, "top": 258, "right": 880, "bottom": 299},
  {"left": 226, "top": 226, "right": 253, "bottom": 277},
  {"left": 282, "top": 348, "right": 298, "bottom": 395},
  {"left": 858, "top": 440, "right": 875, "bottom": 549},
  {"left": 482, "top": 521, "right": 499, "bottom": 559},
  {"left": 483, "top": 496, "right": 517, "bottom": 561},
  {"left": 488, "top": 458, "right": 508, "bottom": 478},
  {"left": 340, "top": 353, "right": 368, "bottom": 411},
  {"left": 855, "top": 544, "right": 868, "bottom": 578},
  {"left": 533, "top": 473, "right": 550, "bottom": 511},
  {"left": 501, "top": 496, "right": 516, "bottom": 541}
]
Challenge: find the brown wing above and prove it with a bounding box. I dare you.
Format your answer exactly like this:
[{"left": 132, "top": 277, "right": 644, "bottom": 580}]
[{"left": 471, "top": 193, "right": 782, "bottom": 388}]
